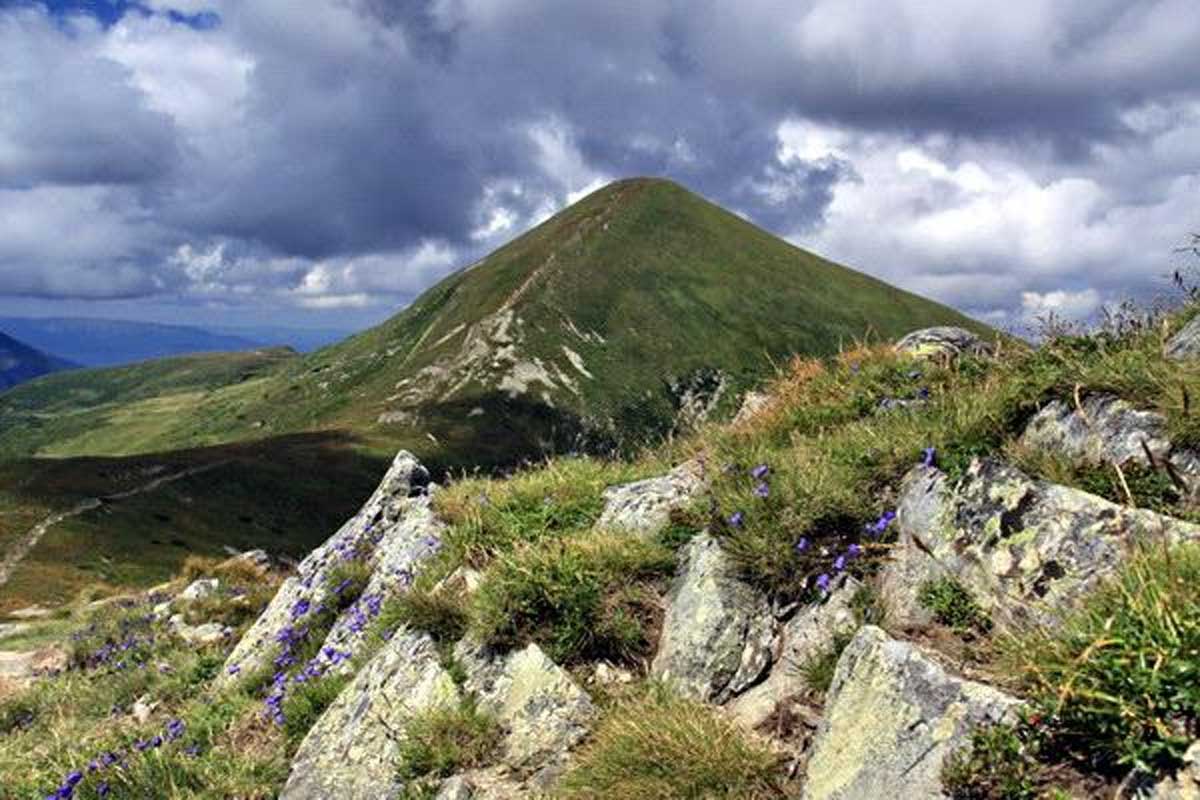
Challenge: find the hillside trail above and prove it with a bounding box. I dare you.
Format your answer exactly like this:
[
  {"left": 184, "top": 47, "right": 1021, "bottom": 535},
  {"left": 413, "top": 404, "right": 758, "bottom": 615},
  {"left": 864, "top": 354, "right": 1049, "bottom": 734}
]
[{"left": 0, "top": 461, "right": 227, "bottom": 591}]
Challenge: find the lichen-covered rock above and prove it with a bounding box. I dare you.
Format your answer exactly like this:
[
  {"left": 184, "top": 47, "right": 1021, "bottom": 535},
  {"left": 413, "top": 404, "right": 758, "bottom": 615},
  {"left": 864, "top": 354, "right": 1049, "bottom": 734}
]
[
  {"left": 281, "top": 629, "right": 460, "bottom": 800},
  {"left": 1149, "top": 741, "right": 1200, "bottom": 799},
  {"left": 454, "top": 639, "right": 595, "bottom": 777},
  {"left": 1166, "top": 315, "right": 1200, "bottom": 361},
  {"left": 1021, "top": 393, "right": 1198, "bottom": 481},
  {"left": 881, "top": 458, "right": 1200, "bottom": 629},
  {"left": 651, "top": 533, "right": 775, "bottom": 703},
  {"left": 594, "top": 460, "right": 706, "bottom": 537},
  {"left": 803, "top": 626, "right": 1020, "bottom": 800},
  {"left": 435, "top": 776, "right": 474, "bottom": 799},
  {"left": 896, "top": 327, "right": 991, "bottom": 360},
  {"left": 729, "top": 576, "right": 861, "bottom": 730},
  {"left": 168, "top": 614, "right": 229, "bottom": 646},
  {"left": 219, "top": 450, "right": 438, "bottom": 685}
]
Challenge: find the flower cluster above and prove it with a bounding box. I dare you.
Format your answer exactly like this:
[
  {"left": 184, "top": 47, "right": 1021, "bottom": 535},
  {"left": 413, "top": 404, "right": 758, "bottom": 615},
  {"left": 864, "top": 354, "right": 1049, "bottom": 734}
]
[{"left": 44, "top": 719, "right": 186, "bottom": 799}]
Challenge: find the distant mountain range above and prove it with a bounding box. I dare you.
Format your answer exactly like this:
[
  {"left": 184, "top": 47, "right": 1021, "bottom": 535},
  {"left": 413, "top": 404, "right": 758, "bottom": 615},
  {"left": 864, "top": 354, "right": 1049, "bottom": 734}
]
[
  {"left": 0, "top": 177, "right": 993, "bottom": 470},
  {"left": 0, "top": 317, "right": 352, "bottom": 368},
  {"left": 0, "top": 331, "right": 75, "bottom": 391}
]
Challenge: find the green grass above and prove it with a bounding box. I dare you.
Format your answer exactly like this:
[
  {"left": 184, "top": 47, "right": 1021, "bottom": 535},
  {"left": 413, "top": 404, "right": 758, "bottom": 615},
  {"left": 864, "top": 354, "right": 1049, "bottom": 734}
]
[
  {"left": 918, "top": 577, "right": 992, "bottom": 635},
  {"left": 470, "top": 530, "right": 675, "bottom": 665},
  {"left": 395, "top": 697, "right": 501, "bottom": 782},
  {"left": 557, "top": 683, "right": 793, "bottom": 799}
]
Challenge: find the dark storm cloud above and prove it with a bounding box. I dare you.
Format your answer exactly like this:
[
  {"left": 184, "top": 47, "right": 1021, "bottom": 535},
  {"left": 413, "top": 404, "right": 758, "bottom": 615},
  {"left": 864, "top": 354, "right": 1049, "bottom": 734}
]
[{"left": 0, "top": 0, "right": 1198, "bottom": 324}]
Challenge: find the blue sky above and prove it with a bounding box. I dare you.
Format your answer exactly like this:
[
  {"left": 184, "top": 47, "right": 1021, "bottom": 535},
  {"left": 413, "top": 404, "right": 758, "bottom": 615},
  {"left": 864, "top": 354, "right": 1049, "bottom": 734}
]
[{"left": 1, "top": 0, "right": 1198, "bottom": 333}]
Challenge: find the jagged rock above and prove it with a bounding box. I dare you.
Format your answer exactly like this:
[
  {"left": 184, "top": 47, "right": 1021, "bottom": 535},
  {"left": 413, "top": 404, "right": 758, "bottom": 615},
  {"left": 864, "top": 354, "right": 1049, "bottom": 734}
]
[
  {"left": 733, "top": 390, "right": 772, "bottom": 425},
  {"left": 880, "top": 458, "right": 1200, "bottom": 629},
  {"left": 1148, "top": 741, "right": 1200, "bottom": 798},
  {"left": 1166, "top": 315, "right": 1200, "bottom": 361},
  {"left": 591, "top": 661, "right": 634, "bottom": 686},
  {"left": 594, "top": 459, "right": 706, "bottom": 537},
  {"left": 433, "top": 565, "right": 484, "bottom": 596},
  {"left": 222, "top": 548, "right": 276, "bottom": 573},
  {"left": 178, "top": 578, "right": 219, "bottom": 603},
  {"left": 455, "top": 639, "right": 595, "bottom": 777},
  {"left": 439, "top": 767, "right": 526, "bottom": 799},
  {"left": 435, "top": 776, "right": 474, "bottom": 799},
  {"left": 1021, "top": 393, "right": 1199, "bottom": 492},
  {"left": 281, "top": 629, "right": 460, "bottom": 800},
  {"left": 803, "top": 626, "right": 1020, "bottom": 800},
  {"left": 219, "top": 450, "right": 441, "bottom": 685},
  {"left": 729, "top": 576, "right": 861, "bottom": 730},
  {"left": 896, "top": 327, "right": 991, "bottom": 360},
  {"left": 651, "top": 533, "right": 775, "bottom": 703}
]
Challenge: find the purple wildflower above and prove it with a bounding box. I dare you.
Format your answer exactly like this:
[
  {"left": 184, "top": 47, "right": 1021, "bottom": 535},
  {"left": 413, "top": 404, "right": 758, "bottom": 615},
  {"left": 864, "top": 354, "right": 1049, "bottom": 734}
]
[
  {"left": 847, "top": 543, "right": 863, "bottom": 558},
  {"left": 727, "top": 510, "right": 744, "bottom": 528},
  {"left": 833, "top": 555, "right": 847, "bottom": 572},
  {"left": 794, "top": 537, "right": 809, "bottom": 553},
  {"left": 815, "top": 573, "right": 832, "bottom": 593},
  {"left": 921, "top": 446, "right": 936, "bottom": 467},
  {"left": 750, "top": 464, "right": 770, "bottom": 480},
  {"left": 753, "top": 482, "right": 769, "bottom": 499}
]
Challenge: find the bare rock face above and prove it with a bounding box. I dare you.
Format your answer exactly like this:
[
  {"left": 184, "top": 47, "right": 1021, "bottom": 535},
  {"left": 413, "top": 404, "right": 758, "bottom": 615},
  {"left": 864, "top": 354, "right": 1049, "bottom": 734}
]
[
  {"left": 651, "top": 533, "right": 775, "bottom": 703},
  {"left": 594, "top": 460, "right": 706, "bottom": 538},
  {"left": 802, "top": 626, "right": 1020, "bottom": 800},
  {"left": 281, "top": 629, "right": 460, "bottom": 800},
  {"left": 1166, "top": 315, "right": 1200, "bottom": 361},
  {"left": 454, "top": 639, "right": 595, "bottom": 780},
  {"left": 729, "top": 576, "right": 861, "bottom": 729},
  {"left": 896, "top": 327, "right": 991, "bottom": 360},
  {"left": 1148, "top": 741, "right": 1200, "bottom": 799},
  {"left": 219, "top": 450, "right": 439, "bottom": 686},
  {"left": 881, "top": 458, "right": 1200, "bottom": 629}
]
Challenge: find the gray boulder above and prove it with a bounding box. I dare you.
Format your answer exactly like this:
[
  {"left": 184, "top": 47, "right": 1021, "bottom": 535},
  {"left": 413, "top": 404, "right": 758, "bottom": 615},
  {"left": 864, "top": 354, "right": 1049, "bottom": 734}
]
[
  {"left": 219, "top": 450, "right": 440, "bottom": 686},
  {"left": 896, "top": 327, "right": 991, "bottom": 360},
  {"left": 178, "top": 578, "right": 219, "bottom": 603},
  {"left": 1148, "top": 741, "right": 1200, "bottom": 799},
  {"left": 651, "top": 533, "right": 775, "bottom": 703},
  {"left": 454, "top": 639, "right": 595, "bottom": 778},
  {"left": 802, "top": 626, "right": 1020, "bottom": 800},
  {"left": 1166, "top": 315, "right": 1200, "bottom": 361},
  {"left": 881, "top": 458, "right": 1200, "bottom": 629},
  {"left": 728, "top": 576, "right": 861, "bottom": 729},
  {"left": 1022, "top": 393, "right": 1199, "bottom": 484},
  {"left": 281, "top": 629, "right": 460, "bottom": 800},
  {"left": 594, "top": 459, "right": 706, "bottom": 537}
]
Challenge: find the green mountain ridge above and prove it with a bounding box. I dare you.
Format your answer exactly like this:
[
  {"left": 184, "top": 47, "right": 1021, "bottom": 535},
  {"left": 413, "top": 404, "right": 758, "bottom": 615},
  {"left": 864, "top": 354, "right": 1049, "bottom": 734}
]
[{"left": 0, "top": 177, "right": 992, "bottom": 471}]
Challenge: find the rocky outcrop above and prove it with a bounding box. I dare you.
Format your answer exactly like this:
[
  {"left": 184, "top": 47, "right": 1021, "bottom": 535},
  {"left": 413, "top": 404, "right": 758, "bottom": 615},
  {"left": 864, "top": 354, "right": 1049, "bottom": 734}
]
[
  {"left": 594, "top": 459, "right": 705, "bottom": 537},
  {"left": 1021, "top": 393, "right": 1199, "bottom": 488},
  {"left": 881, "top": 458, "right": 1200, "bottom": 629},
  {"left": 896, "top": 327, "right": 991, "bottom": 360},
  {"left": 219, "top": 450, "right": 437, "bottom": 685},
  {"left": 651, "top": 533, "right": 774, "bottom": 703},
  {"left": 1166, "top": 315, "right": 1200, "bottom": 361},
  {"left": 729, "top": 576, "right": 861, "bottom": 729},
  {"left": 1149, "top": 741, "right": 1200, "bottom": 799},
  {"left": 802, "top": 626, "right": 1020, "bottom": 800},
  {"left": 281, "top": 629, "right": 460, "bottom": 800},
  {"left": 455, "top": 639, "right": 595, "bottom": 780}
]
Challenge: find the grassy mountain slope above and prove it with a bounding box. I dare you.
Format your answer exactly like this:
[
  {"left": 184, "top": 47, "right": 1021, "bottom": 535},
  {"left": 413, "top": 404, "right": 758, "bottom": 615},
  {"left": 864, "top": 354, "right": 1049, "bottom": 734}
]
[
  {"left": 0, "top": 348, "right": 296, "bottom": 457},
  {"left": 0, "top": 331, "right": 74, "bottom": 391},
  {"left": 0, "top": 178, "right": 991, "bottom": 471}
]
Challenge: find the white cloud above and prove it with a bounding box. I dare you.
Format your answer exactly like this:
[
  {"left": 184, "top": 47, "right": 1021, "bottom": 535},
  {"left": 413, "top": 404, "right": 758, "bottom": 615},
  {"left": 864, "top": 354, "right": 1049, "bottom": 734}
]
[{"left": 1021, "top": 288, "right": 1103, "bottom": 322}]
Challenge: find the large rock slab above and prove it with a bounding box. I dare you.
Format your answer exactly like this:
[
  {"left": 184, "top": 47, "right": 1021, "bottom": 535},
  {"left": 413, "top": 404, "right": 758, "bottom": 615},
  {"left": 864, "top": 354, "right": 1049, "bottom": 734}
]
[
  {"left": 896, "top": 327, "right": 991, "bottom": 360},
  {"left": 455, "top": 639, "right": 595, "bottom": 778},
  {"left": 881, "top": 458, "right": 1200, "bottom": 629},
  {"left": 594, "top": 460, "right": 705, "bottom": 537},
  {"left": 651, "top": 533, "right": 774, "bottom": 703},
  {"left": 281, "top": 629, "right": 460, "bottom": 800},
  {"left": 729, "top": 576, "right": 861, "bottom": 729},
  {"left": 1166, "top": 315, "right": 1200, "bottom": 361},
  {"left": 1149, "top": 741, "right": 1200, "bottom": 799},
  {"left": 220, "top": 450, "right": 437, "bottom": 685},
  {"left": 1021, "top": 394, "right": 1199, "bottom": 489},
  {"left": 803, "top": 626, "right": 1020, "bottom": 800}
]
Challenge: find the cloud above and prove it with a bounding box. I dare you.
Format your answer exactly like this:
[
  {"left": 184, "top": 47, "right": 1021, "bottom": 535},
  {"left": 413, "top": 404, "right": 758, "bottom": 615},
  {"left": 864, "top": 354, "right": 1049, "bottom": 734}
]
[{"left": 0, "top": 0, "right": 1198, "bottom": 328}]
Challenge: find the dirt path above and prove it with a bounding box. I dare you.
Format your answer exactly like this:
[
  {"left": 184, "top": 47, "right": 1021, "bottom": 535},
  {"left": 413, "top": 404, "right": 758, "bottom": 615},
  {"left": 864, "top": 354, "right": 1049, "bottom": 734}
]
[{"left": 0, "top": 461, "right": 227, "bottom": 590}]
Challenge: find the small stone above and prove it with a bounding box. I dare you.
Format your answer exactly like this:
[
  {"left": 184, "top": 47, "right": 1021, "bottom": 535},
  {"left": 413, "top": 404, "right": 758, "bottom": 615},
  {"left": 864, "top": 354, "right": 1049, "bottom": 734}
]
[
  {"left": 435, "top": 776, "right": 474, "bottom": 800},
  {"left": 1149, "top": 741, "right": 1200, "bottom": 799},
  {"left": 895, "top": 327, "right": 991, "bottom": 360},
  {"left": 594, "top": 460, "right": 706, "bottom": 538},
  {"left": 592, "top": 662, "right": 633, "bottom": 685},
  {"left": 178, "top": 578, "right": 219, "bottom": 603}
]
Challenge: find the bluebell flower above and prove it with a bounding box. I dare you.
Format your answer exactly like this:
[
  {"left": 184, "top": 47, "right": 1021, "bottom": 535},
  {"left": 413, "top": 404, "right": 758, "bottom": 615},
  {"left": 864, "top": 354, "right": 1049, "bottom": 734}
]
[
  {"left": 727, "top": 510, "right": 744, "bottom": 528},
  {"left": 833, "top": 555, "right": 847, "bottom": 572},
  {"left": 753, "top": 482, "right": 769, "bottom": 499},
  {"left": 847, "top": 543, "right": 863, "bottom": 558},
  {"left": 816, "top": 573, "right": 832, "bottom": 593},
  {"left": 794, "top": 537, "right": 809, "bottom": 553},
  {"left": 750, "top": 464, "right": 770, "bottom": 480},
  {"left": 921, "top": 446, "right": 936, "bottom": 467}
]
